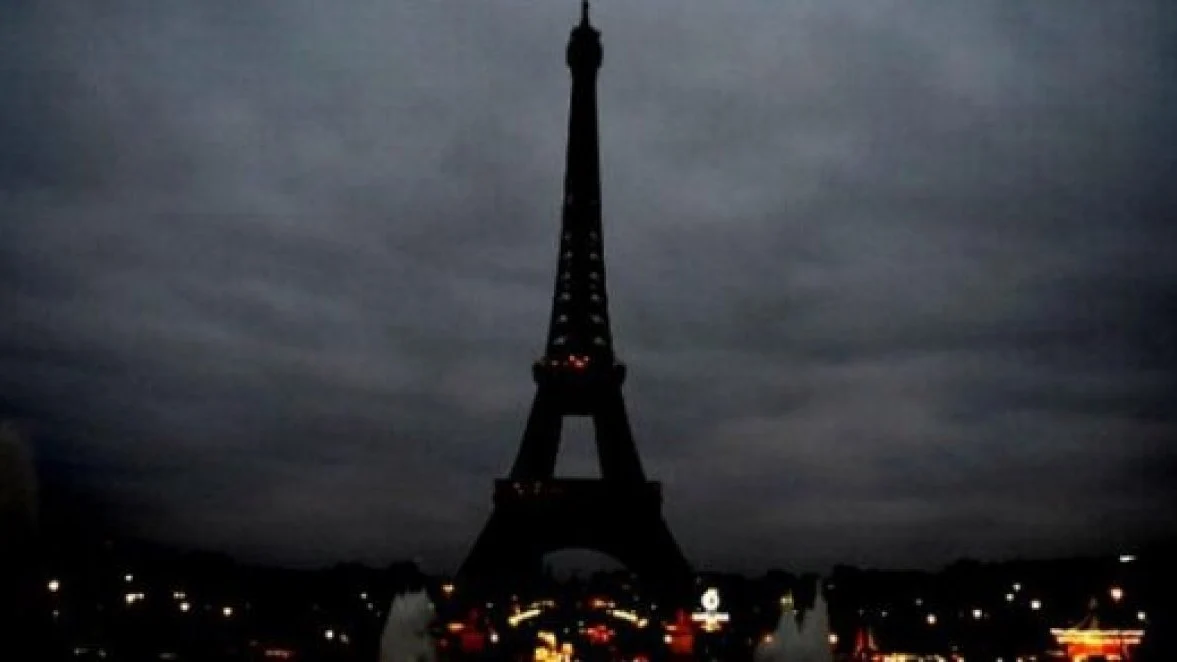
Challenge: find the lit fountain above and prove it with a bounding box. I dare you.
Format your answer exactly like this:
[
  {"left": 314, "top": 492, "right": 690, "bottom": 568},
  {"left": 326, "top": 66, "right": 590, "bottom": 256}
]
[
  {"left": 379, "top": 590, "right": 438, "bottom": 662},
  {"left": 754, "top": 580, "right": 833, "bottom": 662}
]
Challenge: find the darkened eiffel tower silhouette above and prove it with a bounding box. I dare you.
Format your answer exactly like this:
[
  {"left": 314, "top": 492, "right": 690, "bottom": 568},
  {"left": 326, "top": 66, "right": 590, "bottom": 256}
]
[{"left": 457, "top": 2, "right": 693, "bottom": 602}]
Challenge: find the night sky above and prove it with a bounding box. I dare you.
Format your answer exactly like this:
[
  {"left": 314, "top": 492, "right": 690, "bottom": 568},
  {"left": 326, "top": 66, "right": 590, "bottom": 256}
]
[{"left": 2, "top": 0, "right": 1175, "bottom": 573}]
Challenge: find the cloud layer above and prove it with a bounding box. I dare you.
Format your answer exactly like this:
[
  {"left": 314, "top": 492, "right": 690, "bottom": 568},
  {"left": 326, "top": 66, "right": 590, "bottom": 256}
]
[{"left": 3, "top": 0, "right": 1175, "bottom": 571}]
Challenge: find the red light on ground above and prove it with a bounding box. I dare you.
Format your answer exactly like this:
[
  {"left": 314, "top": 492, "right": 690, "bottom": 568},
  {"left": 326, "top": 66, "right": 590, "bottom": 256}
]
[
  {"left": 459, "top": 630, "right": 486, "bottom": 654},
  {"left": 585, "top": 624, "right": 613, "bottom": 645}
]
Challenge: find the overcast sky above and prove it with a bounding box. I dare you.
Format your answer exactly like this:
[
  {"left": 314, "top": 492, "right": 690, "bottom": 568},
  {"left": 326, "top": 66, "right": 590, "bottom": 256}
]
[{"left": 3, "top": 0, "right": 1175, "bottom": 573}]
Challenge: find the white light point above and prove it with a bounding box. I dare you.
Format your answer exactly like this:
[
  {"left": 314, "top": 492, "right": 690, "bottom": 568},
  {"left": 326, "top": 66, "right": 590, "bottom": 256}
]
[
  {"left": 48, "top": 579, "right": 61, "bottom": 593},
  {"left": 926, "top": 614, "right": 937, "bottom": 626},
  {"left": 324, "top": 629, "right": 335, "bottom": 641},
  {"left": 701, "top": 588, "right": 720, "bottom": 611},
  {"left": 222, "top": 606, "right": 233, "bottom": 618}
]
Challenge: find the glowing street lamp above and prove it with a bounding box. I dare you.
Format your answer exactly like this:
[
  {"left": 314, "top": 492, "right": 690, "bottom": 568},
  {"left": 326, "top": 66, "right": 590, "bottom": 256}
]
[
  {"left": 47, "top": 579, "right": 61, "bottom": 593},
  {"left": 926, "top": 614, "right": 937, "bottom": 626},
  {"left": 1030, "top": 599, "right": 1042, "bottom": 611},
  {"left": 1006, "top": 593, "right": 1015, "bottom": 602},
  {"left": 1110, "top": 586, "right": 1124, "bottom": 603},
  {"left": 324, "top": 629, "right": 336, "bottom": 641},
  {"left": 222, "top": 606, "right": 233, "bottom": 618},
  {"left": 691, "top": 588, "right": 731, "bottom": 632},
  {"left": 972, "top": 608, "right": 983, "bottom": 620},
  {"left": 124, "top": 574, "right": 134, "bottom": 583},
  {"left": 179, "top": 602, "right": 191, "bottom": 613}
]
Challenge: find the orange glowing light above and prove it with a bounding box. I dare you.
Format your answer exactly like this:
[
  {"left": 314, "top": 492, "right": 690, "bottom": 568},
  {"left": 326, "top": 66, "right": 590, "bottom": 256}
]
[{"left": 1051, "top": 627, "right": 1145, "bottom": 661}]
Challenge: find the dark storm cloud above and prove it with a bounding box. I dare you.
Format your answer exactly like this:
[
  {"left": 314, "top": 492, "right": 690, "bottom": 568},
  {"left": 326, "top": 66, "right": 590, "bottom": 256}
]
[{"left": 2, "top": 0, "right": 1174, "bottom": 571}]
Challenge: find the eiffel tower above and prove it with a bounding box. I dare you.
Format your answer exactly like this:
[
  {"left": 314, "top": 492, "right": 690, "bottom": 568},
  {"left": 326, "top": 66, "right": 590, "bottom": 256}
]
[{"left": 457, "top": 2, "right": 693, "bottom": 603}]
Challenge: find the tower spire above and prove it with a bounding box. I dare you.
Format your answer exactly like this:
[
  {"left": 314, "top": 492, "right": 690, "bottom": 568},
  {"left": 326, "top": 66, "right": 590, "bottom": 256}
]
[
  {"left": 581, "top": 0, "right": 591, "bottom": 26},
  {"left": 548, "top": 0, "right": 609, "bottom": 372}
]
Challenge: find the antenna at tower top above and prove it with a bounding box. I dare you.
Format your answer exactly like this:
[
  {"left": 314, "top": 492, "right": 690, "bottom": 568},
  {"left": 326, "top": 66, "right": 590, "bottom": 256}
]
[{"left": 580, "top": 0, "right": 591, "bottom": 26}]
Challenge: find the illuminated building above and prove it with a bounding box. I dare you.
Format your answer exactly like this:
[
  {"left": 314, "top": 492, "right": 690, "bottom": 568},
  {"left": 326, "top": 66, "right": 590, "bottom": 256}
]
[{"left": 1050, "top": 598, "right": 1145, "bottom": 661}]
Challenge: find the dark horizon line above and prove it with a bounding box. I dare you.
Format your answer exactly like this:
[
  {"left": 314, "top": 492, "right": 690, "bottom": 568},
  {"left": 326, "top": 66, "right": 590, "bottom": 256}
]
[{"left": 37, "top": 531, "right": 1172, "bottom": 577}]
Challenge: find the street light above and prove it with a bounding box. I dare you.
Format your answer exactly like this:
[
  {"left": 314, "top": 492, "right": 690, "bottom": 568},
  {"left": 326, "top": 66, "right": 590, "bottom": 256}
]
[
  {"left": 1110, "top": 586, "right": 1124, "bottom": 603},
  {"left": 48, "top": 579, "right": 61, "bottom": 593}
]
